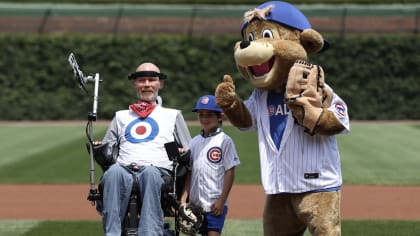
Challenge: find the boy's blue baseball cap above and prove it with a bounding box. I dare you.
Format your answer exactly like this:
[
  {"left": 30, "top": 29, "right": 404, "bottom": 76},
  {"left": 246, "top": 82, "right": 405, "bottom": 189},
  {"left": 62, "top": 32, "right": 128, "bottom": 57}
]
[{"left": 192, "top": 95, "right": 222, "bottom": 113}]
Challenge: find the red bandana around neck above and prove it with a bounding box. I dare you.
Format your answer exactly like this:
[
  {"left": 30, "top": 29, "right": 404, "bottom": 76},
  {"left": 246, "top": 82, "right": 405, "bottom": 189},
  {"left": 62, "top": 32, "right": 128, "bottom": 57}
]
[{"left": 130, "top": 100, "right": 156, "bottom": 118}]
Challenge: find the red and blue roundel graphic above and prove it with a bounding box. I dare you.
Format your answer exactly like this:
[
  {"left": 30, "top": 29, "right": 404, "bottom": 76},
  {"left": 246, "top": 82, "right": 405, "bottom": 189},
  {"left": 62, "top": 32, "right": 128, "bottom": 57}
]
[
  {"left": 334, "top": 102, "right": 346, "bottom": 117},
  {"left": 125, "top": 117, "right": 159, "bottom": 143},
  {"left": 207, "top": 147, "right": 222, "bottom": 163}
]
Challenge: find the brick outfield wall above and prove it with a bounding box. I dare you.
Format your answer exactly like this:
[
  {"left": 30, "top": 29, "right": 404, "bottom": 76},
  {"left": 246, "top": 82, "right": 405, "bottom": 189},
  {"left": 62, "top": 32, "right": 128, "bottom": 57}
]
[{"left": 0, "top": 15, "right": 418, "bottom": 35}]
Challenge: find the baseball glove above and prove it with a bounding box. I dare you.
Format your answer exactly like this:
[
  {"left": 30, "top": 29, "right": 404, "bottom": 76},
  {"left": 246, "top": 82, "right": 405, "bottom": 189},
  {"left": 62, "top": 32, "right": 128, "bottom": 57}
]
[
  {"left": 285, "top": 60, "right": 332, "bottom": 134},
  {"left": 177, "top": 204, "right": 205, "bottom": 235}
]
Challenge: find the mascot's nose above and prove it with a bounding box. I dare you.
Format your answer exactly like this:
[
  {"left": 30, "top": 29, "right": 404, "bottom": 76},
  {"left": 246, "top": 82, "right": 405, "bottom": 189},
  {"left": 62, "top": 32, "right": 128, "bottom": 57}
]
[{"left": 239, "top": 41, "right": 250, "bottom": 49}]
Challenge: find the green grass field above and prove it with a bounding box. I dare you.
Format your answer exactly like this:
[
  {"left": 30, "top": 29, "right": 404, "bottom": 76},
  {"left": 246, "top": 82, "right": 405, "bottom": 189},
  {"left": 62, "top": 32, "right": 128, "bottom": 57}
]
[
  {"left": 0, "top": 121, "right": 419, "bottom": 235},
  {"left": 0, "top": 122, "right": 419, "bottom": 185},
  {"left": 2, "top": 219, "right": 420, "bottom": 236}
]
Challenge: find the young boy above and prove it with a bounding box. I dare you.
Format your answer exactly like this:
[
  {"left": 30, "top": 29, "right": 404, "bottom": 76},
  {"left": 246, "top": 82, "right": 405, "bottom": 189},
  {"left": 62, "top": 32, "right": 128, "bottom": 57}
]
[{"left": 180, "top": 95, "right": 240, "bottom": 236}]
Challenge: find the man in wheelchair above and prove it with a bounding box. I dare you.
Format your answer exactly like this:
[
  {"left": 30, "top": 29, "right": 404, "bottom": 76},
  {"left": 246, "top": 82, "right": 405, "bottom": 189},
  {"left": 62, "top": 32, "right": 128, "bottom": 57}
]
[{"left": 92, "top": 62, "right": 192, "bottom": 236}]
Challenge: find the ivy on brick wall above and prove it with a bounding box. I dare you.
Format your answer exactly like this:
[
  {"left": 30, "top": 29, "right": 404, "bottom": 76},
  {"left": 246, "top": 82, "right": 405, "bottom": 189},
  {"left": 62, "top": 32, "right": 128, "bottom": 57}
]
[{"left": 0, "top": 34, "right": 418, "bottom": 120}]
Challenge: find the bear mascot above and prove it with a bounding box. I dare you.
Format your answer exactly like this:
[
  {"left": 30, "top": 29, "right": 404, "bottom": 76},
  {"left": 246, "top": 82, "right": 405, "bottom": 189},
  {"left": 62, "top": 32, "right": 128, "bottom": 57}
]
[{"left": 215, "top": 1, "right": 350, "bottom": 235}]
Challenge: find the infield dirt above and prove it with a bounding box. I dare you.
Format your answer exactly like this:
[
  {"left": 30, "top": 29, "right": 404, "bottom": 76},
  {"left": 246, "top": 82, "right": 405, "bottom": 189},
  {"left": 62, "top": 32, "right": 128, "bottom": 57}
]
[{"left": 1, "top": 184, "right": 420, "bottom": 220}]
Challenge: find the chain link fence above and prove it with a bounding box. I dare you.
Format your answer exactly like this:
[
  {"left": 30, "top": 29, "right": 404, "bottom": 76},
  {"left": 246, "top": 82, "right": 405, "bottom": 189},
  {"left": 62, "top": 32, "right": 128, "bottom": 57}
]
[{"left": 0, "top": 3, "right": 419, "bottom": 35}]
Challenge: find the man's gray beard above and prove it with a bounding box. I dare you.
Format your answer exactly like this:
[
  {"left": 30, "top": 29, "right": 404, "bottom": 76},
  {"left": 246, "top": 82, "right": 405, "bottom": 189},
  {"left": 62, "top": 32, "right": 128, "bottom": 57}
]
[{"left": 137, "top": 92, "right": 158, "bottom": 102}]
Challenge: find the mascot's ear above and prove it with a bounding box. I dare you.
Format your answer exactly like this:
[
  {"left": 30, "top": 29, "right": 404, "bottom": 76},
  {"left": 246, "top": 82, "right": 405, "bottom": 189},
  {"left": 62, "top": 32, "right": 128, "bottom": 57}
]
[{"left": 300, "top": 29, "right": 324, "bottom": 55}]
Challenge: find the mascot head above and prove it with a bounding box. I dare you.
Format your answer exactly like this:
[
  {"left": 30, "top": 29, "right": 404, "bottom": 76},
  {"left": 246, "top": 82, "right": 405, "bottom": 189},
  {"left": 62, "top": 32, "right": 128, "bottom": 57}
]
[{"left": 235, "top": 1, "right": 328, "bottom": 91}]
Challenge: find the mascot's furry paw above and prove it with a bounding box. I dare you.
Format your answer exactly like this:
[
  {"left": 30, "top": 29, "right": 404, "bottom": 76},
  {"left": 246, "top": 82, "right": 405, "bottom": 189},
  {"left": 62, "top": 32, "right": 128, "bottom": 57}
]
[
  {"left": 215, "top": 75, "right": 236, "bottom": 109},
  {"left": 215, "top": 75, "right": 253, "bottom": 128}
]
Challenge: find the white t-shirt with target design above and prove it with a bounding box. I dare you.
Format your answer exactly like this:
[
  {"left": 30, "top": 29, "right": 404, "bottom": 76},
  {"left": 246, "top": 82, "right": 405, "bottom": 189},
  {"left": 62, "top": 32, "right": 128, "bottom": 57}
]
[{"left": 103, "top": 106, "right": 190, "bottom": 171}]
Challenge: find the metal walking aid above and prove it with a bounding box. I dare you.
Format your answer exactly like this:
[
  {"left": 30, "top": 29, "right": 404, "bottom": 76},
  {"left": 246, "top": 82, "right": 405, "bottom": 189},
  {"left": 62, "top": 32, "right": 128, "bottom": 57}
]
[{"left": 68, "top": 52, "right": 102, "bottom": 204}]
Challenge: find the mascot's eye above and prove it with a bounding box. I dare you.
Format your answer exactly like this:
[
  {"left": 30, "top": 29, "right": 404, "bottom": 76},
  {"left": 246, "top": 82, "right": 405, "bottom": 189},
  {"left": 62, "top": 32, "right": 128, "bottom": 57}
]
[
  {"left": 262, "top": 29, "right": 274, "bottom": 38},
  {"left": 247, "top": 32, "right": 254, "bottom": 41}
]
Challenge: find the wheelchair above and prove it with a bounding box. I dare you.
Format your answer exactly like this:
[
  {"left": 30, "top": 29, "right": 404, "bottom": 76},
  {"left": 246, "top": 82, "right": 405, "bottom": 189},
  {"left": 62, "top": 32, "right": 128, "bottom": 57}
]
[
  {"left": 68, "top": 53, "right": 189, "bottom": 235},
  {"left": 87, "top": 140, "right": 189, "bottom": 236}
]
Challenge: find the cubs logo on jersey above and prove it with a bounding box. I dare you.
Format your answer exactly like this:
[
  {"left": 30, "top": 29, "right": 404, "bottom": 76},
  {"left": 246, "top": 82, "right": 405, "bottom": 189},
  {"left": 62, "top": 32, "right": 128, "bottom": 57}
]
[
  {"left": 207, "top": 147, "right": 222, "bottom": 163},
  {"left": 334, "top": 102, "right": 346, "bottom": 117},
  {"left": 125, "top": 117, "right": 159, "bottom": 143}
]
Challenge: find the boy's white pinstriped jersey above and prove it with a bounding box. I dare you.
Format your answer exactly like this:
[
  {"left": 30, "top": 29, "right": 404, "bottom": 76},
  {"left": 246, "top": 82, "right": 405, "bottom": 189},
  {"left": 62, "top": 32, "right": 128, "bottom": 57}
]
[{"left": 188, "top": 130, "right": 240, "bottom": 212}]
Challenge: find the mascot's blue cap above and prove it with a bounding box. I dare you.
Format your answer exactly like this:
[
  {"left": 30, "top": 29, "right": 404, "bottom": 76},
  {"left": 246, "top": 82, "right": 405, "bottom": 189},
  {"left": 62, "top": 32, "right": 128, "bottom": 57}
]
[
  {"left": 242, "top": 1, "right": 310, "bottom": 33},
  {"left": 241, "top": 1, "right": 329, "bottom": 52},
  {"left": 192, "top": 95, "right": 222, "bottom": 113}
]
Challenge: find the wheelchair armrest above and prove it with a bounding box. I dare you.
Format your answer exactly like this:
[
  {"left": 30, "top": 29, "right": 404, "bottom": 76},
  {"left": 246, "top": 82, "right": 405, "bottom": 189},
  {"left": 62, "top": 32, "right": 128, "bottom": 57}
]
[
  {"left": 86, "top": 142, "right": 117, "bottom": 172},
  {"left": 178, "top": 149, "right": 190, "bottom": 166}
]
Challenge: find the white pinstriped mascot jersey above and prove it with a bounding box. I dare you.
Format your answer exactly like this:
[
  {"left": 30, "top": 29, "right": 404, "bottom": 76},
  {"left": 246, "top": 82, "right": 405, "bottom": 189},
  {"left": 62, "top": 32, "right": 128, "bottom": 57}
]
[
  {"left": 243, "top": 88, "right": 350, "bottom": 194},
  {"left": 188, "top": 129, "right": 240, "bottom": 212},
  {"left": 102, "top": 106, "right": 190, "bottom": 171}
]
